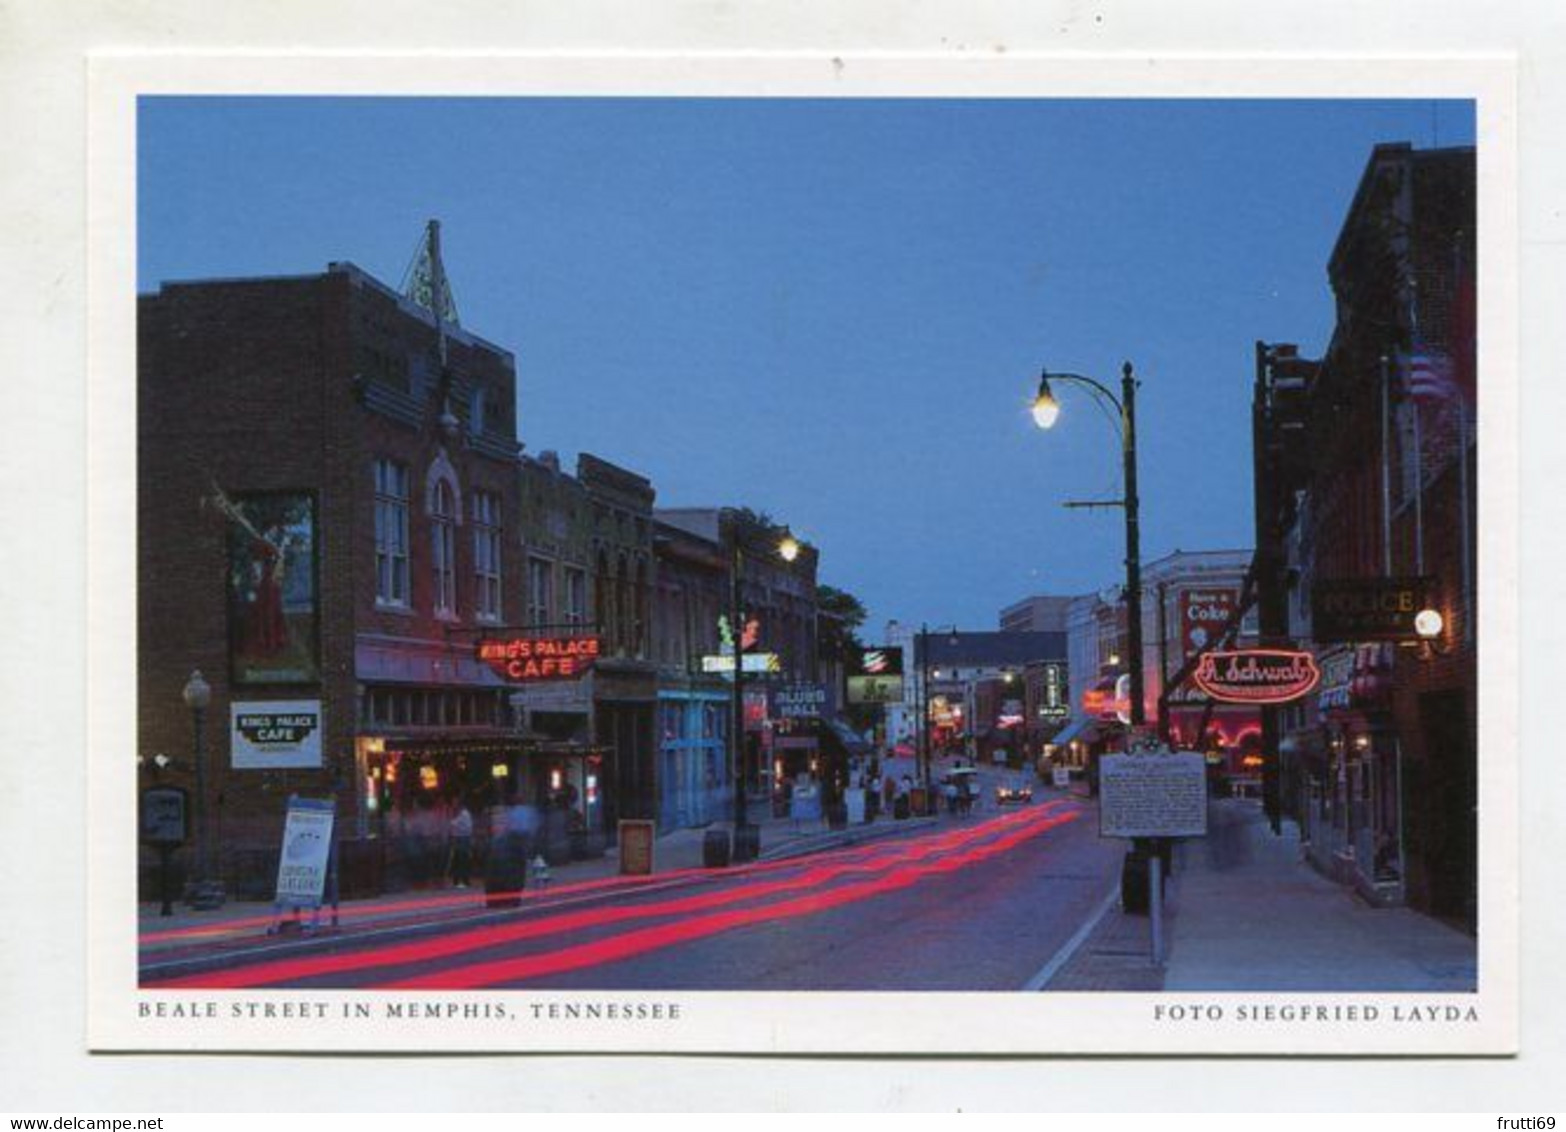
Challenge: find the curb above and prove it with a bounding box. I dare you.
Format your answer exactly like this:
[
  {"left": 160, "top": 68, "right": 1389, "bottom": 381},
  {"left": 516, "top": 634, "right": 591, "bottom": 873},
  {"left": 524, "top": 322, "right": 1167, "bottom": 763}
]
[{"left": 757, "top": 816, "right": 940, "bottom": 862}]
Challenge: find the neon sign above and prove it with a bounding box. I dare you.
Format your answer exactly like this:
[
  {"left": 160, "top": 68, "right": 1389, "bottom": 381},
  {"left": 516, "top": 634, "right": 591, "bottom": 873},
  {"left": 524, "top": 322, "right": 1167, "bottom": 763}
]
[
  {"left": 1192, "top": 649, "right": 1320, "bottom": 704},
  {"left": 477, "top": 635, "right": 601, "bottom": 682}
]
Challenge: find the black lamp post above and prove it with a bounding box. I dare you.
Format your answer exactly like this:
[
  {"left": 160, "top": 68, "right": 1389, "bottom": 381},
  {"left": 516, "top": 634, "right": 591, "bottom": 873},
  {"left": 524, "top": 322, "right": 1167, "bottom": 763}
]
[
  {"left": 728, "top": 517, "right": 801, "bottom": 863},
  {"left": 1033, "top": 361, "right": 1158, "bottom": 916},
  {"left": 1032, "top": 362, "right": 1145, "bottom": 731},
  {"left": 182, "top": 668, "right": 225, "bottom": 909},
  {"left": 918, "top": 624, "right": 959, "bottom": 807}
]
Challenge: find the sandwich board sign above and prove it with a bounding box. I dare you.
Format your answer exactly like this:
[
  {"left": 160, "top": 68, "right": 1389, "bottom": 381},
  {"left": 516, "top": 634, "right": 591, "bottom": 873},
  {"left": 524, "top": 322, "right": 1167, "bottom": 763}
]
[
  {"left": 273, "top": 796, "right": 335, "bottom": 915},
  {"left": 1098, "top": 751, "right": 1208, "bottom": 839},
  {"left": 618, "top": 819, "right": 655, "bottom": 876}
]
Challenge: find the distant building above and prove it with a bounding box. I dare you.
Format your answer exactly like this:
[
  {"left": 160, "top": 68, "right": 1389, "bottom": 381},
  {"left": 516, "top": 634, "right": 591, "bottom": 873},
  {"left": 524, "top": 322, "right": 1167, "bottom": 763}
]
[
  {"left": 998, "top": 594, "right": 1076, "bottom": 634},
  {"left": 1051, "top": 551, "right": 1260, "bottom": 780},
  {"left": 655, "top": 507, "right": 821, "bottom": 804},
  {"left": 916, "top": 631, "right": 1067, "bottom": 767},
  {"left": 649, "top": 516, "right": 732, "bottom": 829}
]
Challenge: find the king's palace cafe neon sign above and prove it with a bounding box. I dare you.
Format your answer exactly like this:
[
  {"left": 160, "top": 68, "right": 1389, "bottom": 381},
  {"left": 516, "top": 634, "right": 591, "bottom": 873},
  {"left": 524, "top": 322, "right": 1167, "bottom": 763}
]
[{"left": 477, "top": 635, "right": 602, "bottom": 682}]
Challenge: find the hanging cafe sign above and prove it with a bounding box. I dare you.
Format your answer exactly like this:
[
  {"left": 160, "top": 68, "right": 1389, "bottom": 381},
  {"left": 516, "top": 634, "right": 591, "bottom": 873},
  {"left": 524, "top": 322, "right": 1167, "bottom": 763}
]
[
  {"left": 477, "top": 635, "right": 601, "bottom": 682},
  {"left": 1192, "top": 649, "right": 1321, "bottom": 705}
]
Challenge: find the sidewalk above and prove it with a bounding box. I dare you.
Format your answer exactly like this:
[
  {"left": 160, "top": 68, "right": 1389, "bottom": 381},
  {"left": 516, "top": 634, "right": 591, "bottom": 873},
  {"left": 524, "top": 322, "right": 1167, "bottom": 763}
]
[
  {"left": 139, "top": 801, "right": 940, "bottom": 958},
  {"left": 1046, "top": 798, "right": 1477, "bottom": 992}
]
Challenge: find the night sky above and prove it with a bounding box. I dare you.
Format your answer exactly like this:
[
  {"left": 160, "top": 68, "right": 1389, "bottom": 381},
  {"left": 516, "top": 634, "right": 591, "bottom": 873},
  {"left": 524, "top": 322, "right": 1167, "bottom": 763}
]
[{"left": 138, "top": 96, "right": 1475, "bottom": 632}]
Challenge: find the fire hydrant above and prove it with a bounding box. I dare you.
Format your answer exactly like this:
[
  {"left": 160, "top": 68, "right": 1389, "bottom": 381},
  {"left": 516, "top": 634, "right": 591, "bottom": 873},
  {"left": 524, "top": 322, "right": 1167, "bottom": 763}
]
[{"left": 529, "top": 854, "right": 551, "bottom": 890}]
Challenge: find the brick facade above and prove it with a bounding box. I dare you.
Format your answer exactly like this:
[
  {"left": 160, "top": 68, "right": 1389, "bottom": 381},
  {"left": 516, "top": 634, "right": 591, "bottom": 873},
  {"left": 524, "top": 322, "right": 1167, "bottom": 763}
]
[
  {"left": 1266, "top": 143, "right": 1477, "bottom": 926},
  {"left": 138, "top": 263, "right": 525, "bottom": 898}
]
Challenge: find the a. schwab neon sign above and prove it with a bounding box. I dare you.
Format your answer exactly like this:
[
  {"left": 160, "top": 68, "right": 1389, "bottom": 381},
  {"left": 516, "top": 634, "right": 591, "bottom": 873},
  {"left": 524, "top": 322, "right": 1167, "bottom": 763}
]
[{"left": 1192, "top": 649, "right": 1320, "bottom": 705}]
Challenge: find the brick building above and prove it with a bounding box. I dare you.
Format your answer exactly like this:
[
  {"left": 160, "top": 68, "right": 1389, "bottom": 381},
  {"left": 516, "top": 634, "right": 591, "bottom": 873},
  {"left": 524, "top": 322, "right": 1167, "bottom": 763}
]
[
  {"left": 655, "top": 507, "right": 821, "bottom": 803},
  {"left": 1258, "top": 143, "right": 1477, "bottom": 925},
  {"left": 138, "top": 253, "right": 525, "bottom": 898},
  {"left": 650, "top": 517, "right": 733, "bottom": 829}
]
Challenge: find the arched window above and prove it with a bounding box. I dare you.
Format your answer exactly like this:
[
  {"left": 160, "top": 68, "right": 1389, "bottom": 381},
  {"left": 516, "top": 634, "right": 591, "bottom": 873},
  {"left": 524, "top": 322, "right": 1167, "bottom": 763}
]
[{"left": 431, "top": 480, "right": 457, "bottom": 617}]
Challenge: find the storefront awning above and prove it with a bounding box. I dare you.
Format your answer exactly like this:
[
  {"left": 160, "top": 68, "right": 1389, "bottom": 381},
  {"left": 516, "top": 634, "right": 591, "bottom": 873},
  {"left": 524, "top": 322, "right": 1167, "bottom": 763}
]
[
  {"left": 821, "top": 716, "right": 872, "bottom": 756},
  {"left": 1049, "top": 715, "right": 1102, "bottom": 748}
]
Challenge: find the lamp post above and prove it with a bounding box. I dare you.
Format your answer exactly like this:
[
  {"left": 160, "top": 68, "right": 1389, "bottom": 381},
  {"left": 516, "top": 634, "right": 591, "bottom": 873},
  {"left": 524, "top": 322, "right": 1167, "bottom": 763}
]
[
  {"left": 181, "top": 669, "right": 225, "bottom": 909},
  {"left": 918, "top": 624, "right": 959, "bottom": 808},
  {"left": 729, "top": 518, "right": 802, "bottom": 863},
  {"left": 1031, "top": 362, "right": 1145, "bottom": 733},
  {"left": 1032, "top": 362, "right": 1162, "bottom": 927}
]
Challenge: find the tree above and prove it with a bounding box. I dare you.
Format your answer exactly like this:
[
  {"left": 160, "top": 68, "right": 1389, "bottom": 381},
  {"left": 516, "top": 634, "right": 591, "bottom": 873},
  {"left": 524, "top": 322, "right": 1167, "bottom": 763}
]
[{"left": 816, "top": 584, "right": 868, "bottom": 651}]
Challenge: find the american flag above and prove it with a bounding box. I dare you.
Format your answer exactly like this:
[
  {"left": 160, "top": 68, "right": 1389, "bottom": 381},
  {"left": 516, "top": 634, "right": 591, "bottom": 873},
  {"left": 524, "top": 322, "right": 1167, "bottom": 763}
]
[{"left": 1404, "top": 350, "right": 1459, "bottom": 404}]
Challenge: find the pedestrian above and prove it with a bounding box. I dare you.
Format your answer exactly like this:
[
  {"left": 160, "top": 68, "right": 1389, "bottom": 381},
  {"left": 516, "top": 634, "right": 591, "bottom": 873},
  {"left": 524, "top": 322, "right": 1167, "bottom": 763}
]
[
  {"left": 944, "top": 777, "right": 958, "bottom": 815},
  {"left": 448, "top": 800, "right": 474, "bottom": 888},
  {"left": 883, "top": 774, "right": 896, "bottom": 812}
]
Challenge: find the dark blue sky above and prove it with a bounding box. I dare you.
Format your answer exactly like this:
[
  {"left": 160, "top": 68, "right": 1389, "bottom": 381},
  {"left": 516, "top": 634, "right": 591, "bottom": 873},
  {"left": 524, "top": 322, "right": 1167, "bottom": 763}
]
[{"left": 139, "top": 97, "right": 1474, "bottom": 632}]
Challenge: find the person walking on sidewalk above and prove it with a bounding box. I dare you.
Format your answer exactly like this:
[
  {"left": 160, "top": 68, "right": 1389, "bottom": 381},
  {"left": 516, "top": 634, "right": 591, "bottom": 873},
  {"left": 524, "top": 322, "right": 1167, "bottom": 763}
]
[{"left": 448, "top": 801, "right": 474, "bottom": 888}]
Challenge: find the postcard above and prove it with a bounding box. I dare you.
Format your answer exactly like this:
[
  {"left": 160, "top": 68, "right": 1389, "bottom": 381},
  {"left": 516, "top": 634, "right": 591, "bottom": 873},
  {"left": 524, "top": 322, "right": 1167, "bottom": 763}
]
[{"left": 87, "top": 51, "right": 1518, "bottom": 1055}]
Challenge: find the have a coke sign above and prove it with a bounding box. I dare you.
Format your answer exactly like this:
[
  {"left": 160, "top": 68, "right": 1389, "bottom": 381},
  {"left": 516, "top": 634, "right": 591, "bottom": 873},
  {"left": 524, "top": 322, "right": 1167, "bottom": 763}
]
[
  {"left": 478, "top": 635, "right": 601, "bottom": 682},
  {"left": 1192, "top": 649, "right": 1320, "bottom": 705}
]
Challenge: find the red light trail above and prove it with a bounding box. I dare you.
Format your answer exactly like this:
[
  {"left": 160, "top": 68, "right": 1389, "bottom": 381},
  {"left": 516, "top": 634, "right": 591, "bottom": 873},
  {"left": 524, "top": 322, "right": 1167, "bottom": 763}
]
[{"left": 145, "top": 803, "right": 1079, "bottom": 990}]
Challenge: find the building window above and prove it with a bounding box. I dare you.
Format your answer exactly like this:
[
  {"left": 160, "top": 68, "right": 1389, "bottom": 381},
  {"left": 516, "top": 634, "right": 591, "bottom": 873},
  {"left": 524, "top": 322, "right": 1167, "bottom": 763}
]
[
  {"left": 564, "top": 566, "right": 587, "bottom": 629},
  {"left": 472, "top": 490, "right": 502, "bottom": 622},
  {"left": 374, "top": 458, "right": 410, "bottom": 608},
  {"left": 528, "top": 556, "right": 553, "bottom": 628},
  {"left": 432, "top": 480, "right": 457, "bottom": 616}
]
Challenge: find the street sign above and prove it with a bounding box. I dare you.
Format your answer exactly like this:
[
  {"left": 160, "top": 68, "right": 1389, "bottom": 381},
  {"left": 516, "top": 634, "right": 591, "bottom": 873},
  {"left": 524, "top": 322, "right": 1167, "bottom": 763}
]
[
  {"left": 273, "top": 797, "right": 335, "bottom": 909},
  {"left": 1099, "top": 752, "right": 1209, "bottom": 838},
  {"left": 139, "top": 787, "right": 188, "bottom": 846},
  {"left": 700, "top": 652, "right": 781, "bottom": 675}
]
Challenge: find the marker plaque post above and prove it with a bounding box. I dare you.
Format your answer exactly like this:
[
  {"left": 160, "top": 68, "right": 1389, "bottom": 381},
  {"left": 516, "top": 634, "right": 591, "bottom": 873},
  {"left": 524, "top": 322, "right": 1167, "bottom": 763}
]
[{"left": 1098, "top": 749, "right": 1208, "bottom": 965}]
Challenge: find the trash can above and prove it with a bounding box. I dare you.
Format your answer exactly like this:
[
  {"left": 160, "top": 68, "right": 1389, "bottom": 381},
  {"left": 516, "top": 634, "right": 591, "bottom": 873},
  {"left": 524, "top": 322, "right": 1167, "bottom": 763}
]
[
  {"left": 484, "top": 832, "right": 528, "bottom": 909},
  {"left": 702, "top": 828, "right": 731, "bottom": 868},
  {"left": 732, "top": 823, "right": 761, "bottom": 863},
  {"left": 827, "top": 802, "right": 848, "bottom": 831}
]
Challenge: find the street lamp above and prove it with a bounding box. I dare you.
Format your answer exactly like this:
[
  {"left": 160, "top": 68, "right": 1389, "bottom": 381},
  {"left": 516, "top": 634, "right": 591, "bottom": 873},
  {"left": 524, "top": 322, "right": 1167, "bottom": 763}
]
[
  {"left": 181, "top": 668, "right": 225, "bottom": 909},
  {"left": 1029, "top": 362, "right": 1146, "bottom": 732},
  {"left": 1032, "top": 361, "right": 1159, "bottom": 921},
  {"left": 729, "top": 520, "right": 804, "bottom": 863}
]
